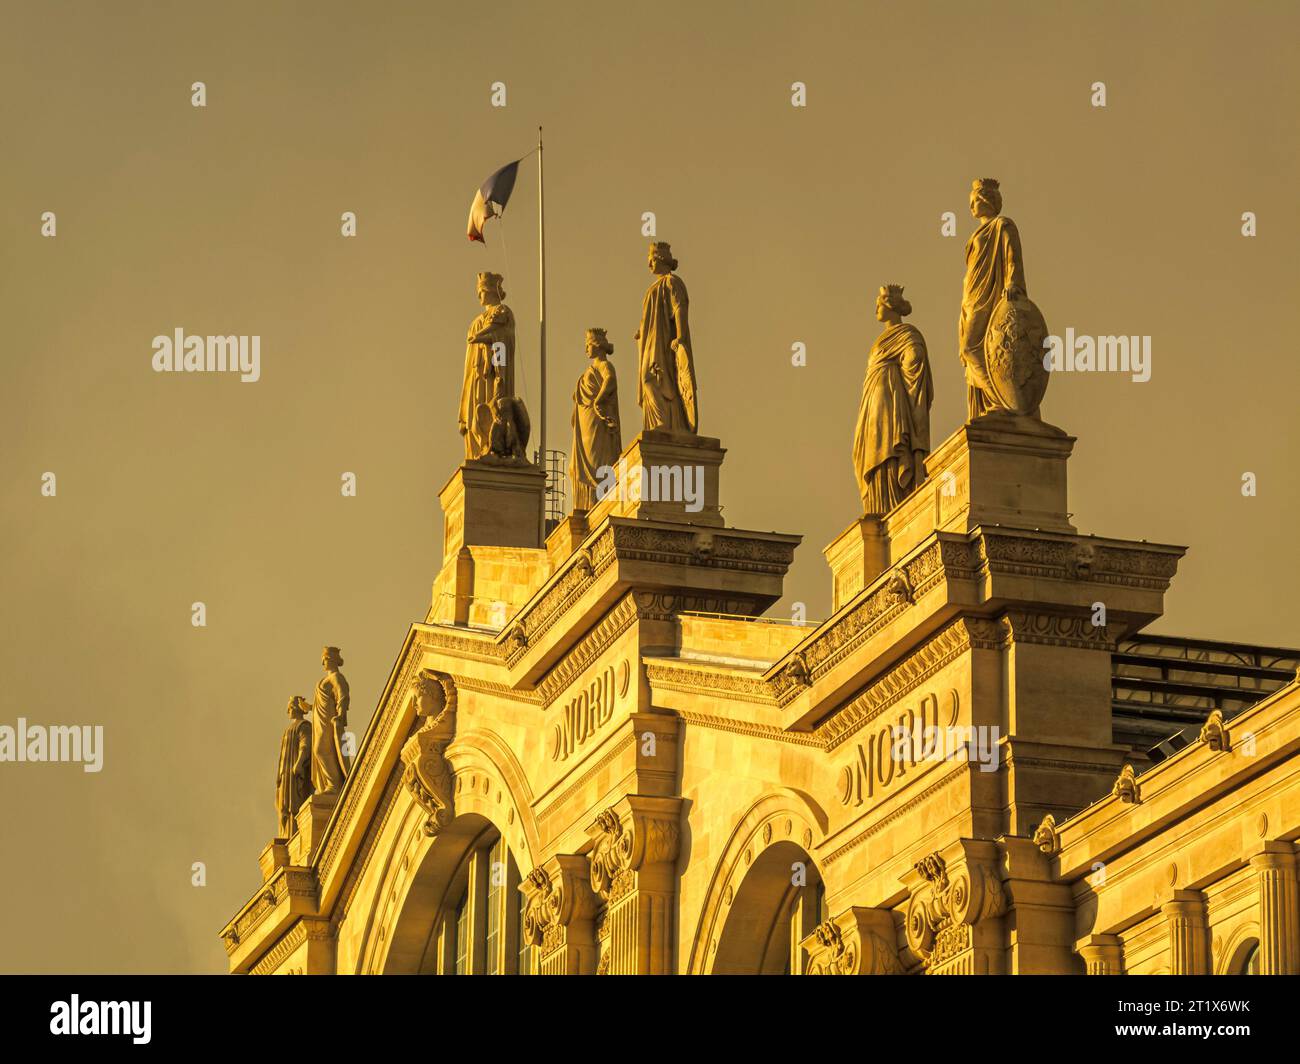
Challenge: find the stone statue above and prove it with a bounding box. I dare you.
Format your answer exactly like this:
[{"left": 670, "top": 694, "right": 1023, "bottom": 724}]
[
  {"left": 852, "top": 285, "right": 934, "bottom": 515},
  {"left": 485, "top": 394, "right": 531, "bottom": 463},
  {"left": 460, "top": 271, "right": 516, "bottom": 459},
  {"left": 958, "top": 179, "right": 1049, "bottom": 420},
  {"left": 568, "top": 328, "right": 622, "bottom": 511},
  {"left": 275, "top": 695, "right": 313, "bottom": 837},
  {"left": 310, "top": 646, "right": 350, "bottom": 796},
  {"left": 635, "top": 242, "right": 697, "bottom": 434}
]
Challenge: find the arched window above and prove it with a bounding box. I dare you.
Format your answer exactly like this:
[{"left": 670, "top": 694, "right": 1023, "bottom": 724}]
[
  {"left": 1239, "top": 941, "right": 1260, "bottom": 975},
  {"left": 434, "top": 827, "right": 527, "bottom": 974},
  {"left": 714, "top": 840, "right": 825, "bottom": 974}
]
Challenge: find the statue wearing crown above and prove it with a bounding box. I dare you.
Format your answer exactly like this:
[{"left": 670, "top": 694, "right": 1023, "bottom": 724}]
[
  {"left": 568, "top": 327, "right": 622, "bottom": 511},
  {"left": 460, "top": 271, "right": 517, "bottom": 459},
  {"left": 853, "top": 285, "right": 934, "bottom": 515},
  {"left": 958, "top": 179, "right": 1049, "bottom": 421},
  {"left": 635, "top": 242, "right": 698, "bottom": 434}
]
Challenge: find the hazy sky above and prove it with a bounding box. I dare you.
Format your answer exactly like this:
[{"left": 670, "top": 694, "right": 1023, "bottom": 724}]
[{"left": 2, "top": 0, "right": 1297, "bottom": 972}]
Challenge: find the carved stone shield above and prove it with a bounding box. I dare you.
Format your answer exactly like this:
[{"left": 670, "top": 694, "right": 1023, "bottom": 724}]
[{"left": 983, "top": 292, "right": 1050, "bottom": 415}]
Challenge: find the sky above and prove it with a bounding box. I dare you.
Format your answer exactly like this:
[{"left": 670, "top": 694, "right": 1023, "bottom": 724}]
[{"left": 1, "top": 0, "right": 1297, "bottom": 972}]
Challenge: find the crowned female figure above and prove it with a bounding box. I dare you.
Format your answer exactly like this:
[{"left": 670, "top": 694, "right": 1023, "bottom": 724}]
[
  {"left": 310, "top": 646, "right": 350, "bottom": 796},
  {"left": 852, "top": 285, "right": 934, "bottom": 515},
  {"left": 459, "top": 271, "right": 516, "bottom": 458},
  {"left": 568, "top": 328, "right": 622, "bottom": 511}
]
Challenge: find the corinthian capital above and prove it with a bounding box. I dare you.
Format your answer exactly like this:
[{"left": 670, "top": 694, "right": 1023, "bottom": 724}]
[
  {"left": 903, "top": 841, "right": 1006, "bottom": 970},
  {"left": 519, "top": 855, "right": 598, "bottom": 949},
  {"left": 585, "top": 796, "right": 682, "bottom": 901},
  {"left": 802, "top": 907, "right": 902, "bottom": 975}
]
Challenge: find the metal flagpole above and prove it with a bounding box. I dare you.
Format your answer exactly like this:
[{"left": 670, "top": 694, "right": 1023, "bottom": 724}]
[{"left": 537, "top": 125, "right": 547, "bottom": 540}]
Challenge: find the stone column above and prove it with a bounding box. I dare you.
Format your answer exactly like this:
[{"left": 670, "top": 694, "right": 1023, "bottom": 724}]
[
  {"left": 519, "top": 855, "right": 599, "bottom": 976},
  {"left": 1162, "top": 889, "right": 1209, "bottom": 974},
  {"left": 1251, "top": 842, "right": 1299, "bottom": 975},
  {"left": 586, "top": 796, "right": 682, "bottom": 975},
  {"left": 1077, "top": 934, "right": 1124, "bottom": 975},
  {"left": 801, "top": 906, "right": 902, "bottom": 975}
]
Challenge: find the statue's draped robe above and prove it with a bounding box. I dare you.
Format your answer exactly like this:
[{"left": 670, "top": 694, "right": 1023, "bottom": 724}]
[
  {"left": 568, "top": 358, "right": 622, "bottom": 510},
  {"left": 310, "top": 669, "right": 350, "bottom": 795},
  {"left": 460, "top": 303, "right": 516, "bottom": 459},
  {"left": 959, "top": 215, "right": 1025, "bottom": 419},
  {"left": 853, "top": 322, "right": 933, "bottom": 515},
  {"left": 637, "top": 273, "right": 696, "bottom": 433},
  {"left": 276, "top": 718, "right": 312, "bottom": 837}
]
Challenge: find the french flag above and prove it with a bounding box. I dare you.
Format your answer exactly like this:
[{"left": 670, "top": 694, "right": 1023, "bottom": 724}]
[{"left": 466, "top": 159, "right": 520, "bottom": 243}]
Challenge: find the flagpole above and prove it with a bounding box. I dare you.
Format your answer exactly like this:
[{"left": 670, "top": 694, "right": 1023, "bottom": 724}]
[{"left": 537, "top": 125, "right": 547, "bottom": 539}]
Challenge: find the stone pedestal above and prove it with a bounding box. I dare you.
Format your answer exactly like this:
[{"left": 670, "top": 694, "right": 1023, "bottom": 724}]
[
  {"left": 824, "top": 516, "right": 888, "bottom": 613},
  {"left": 826, "top": 413, "right": 1076, "bottom": 602},
  {"left": 545, "top": 511, "right": 589, "bottom": 568},
  {"left": 438, "top": 459, "right": 546, "bottom": 558},
  {"left": 431, "top": 461, "right": 547, "bottom": 624},
  {"left": 289, "top": 793, "right": 339, "bottom": 866},
  {"left": 258, "top": 838, "right": 290, "bottom": 883},
  {"left": 585, "top": 430, "right": 725, "bottom": 529}
]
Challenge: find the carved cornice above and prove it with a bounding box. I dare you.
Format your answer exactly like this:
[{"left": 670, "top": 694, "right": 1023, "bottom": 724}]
[
  {"left": 769, "top": 542, "right": 945, "bottom": 698},
  {"left": 249, "top": 918, "right": 333, "bottom": 975},
  {"left": 815, "top": 617, "right": 981, "bottom": 750},
  {"left": 976, "top": 532, "right": 1180, "bottom": 591},
  {"left": 250, "top": 921, "right": 306, "bottom": 974},
  {"left": 222, "top": 866, "right": 317, "bottom": 955},
  {"left": 1001, "top": 609, "right": 1116, "bottom": 651}
]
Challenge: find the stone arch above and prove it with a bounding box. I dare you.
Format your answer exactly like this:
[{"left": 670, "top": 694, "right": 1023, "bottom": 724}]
[
  {"left": 445, "top": 727, "right": 540, "bottom": 865},
  {"left": 358, "top": 729, "right": 540, "bottom": 974},
  {"left": 1218, "top": 922, "right": 1262, "bottom": 974},
  {"left": 687, "top": 787, "right": 829, "bottom": 974}
]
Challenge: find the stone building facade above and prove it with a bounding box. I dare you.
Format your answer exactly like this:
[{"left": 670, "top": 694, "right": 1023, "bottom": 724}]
[{"left": 222, "top": 418, "right": 1300, "bottom": 975}]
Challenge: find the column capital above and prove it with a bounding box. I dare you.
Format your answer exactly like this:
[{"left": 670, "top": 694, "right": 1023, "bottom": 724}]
[
  {"left": 1077, "top": 933, "right": 1124, "bottom": 975},
  {"left": 802, "top": 906, "right": 902, "bottom": 975},
  {"left": 585, "top": 795, "right": 682, "bottom": 902}
]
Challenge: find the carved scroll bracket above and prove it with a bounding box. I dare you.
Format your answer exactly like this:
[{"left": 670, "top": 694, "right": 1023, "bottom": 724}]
[{"left": 399, "top": 672, "right": 457, "bottom": 837}]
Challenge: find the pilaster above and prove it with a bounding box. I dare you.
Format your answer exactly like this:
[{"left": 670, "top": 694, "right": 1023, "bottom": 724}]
[{"left": 586, "top": 795, "right": 683, "bottom": 974}]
